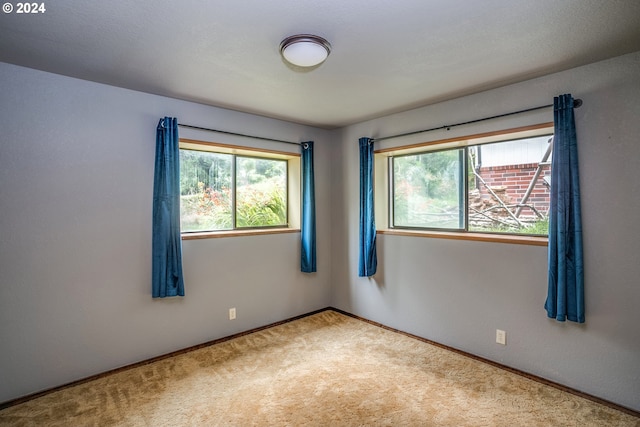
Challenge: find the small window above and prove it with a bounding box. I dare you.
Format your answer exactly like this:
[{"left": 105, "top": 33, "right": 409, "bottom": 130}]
[
  {"left": 179, "top": 144, "right": 290, "bottom": 233},
  {"left": 386, "top": 127, "right": 553, "bottom": 236}
]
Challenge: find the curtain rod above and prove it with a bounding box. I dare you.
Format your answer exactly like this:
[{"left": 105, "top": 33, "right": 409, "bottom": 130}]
[
  {"left": 374, "top": 99, "right": 583, "bottom": 142},
  {"left": 178, "top": 123, "right": 302, "bottom": 146}
]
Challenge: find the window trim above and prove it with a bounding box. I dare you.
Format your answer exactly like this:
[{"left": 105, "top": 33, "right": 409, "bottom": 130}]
[
  {"left": 377, "top": 229, "right": 548, "bottom": 246},
  {"left": 182, "top": 227, "right": 300, "bottom": 240},
  {"left": 375, "top": 123, "right": 554, "bottom": 156},
  {"left": 178, "top": 139, "right": 301, "bottom": 239},
  {"left": 375, "top": 123, "right": 554, "bottom": 243}
]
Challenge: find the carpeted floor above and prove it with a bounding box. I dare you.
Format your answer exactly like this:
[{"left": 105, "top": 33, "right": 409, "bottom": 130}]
[{"left": 0, "top": 310, "right": 638, "bottom": 426}]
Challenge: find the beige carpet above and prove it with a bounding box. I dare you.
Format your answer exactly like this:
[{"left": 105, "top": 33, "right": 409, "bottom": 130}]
[{"left": 0, "top": 310, "right": 638, "bottom": 426}]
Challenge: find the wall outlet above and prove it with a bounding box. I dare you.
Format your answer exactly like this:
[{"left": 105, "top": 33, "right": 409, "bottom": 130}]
[
  {"left": 229, "top": 307, "right": 236, "bottom": 320},
  {"left": 496, "top": 329, "right": 506, "bottom": 345}
]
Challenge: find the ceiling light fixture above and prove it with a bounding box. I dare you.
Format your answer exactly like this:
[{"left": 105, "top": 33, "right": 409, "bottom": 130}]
[{"left": 279, "top": 34, "right": 331, "bottom": 68}]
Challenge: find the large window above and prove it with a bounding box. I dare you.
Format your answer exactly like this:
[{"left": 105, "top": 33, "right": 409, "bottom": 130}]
[
  {"left": 179, "top": 143, "right": 291, "bottom": 233},
  {"left": 387, "top": 128, "right": 553, "bottom": 236}
]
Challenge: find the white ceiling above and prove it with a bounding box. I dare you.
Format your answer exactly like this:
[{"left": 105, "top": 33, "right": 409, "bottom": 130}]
[{"left": 1, "top": 0, "right": 640, "bottom": 128}]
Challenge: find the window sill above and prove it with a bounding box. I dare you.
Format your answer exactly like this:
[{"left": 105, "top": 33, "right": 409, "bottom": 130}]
[
  {"left": 377, "top": 229, "right": 548, "bottom": 246},
  {"left": 182, "top": 228, "right": 300, "bottom": 240}
]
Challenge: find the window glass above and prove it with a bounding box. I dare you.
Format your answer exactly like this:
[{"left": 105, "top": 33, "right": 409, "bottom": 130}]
[
  {"left": 393, "top": 149, "right": 464, "bottom": 229},
  {"left": 468, "top": 136, "right": 551, "bottom": 235},
  {"left": 180, "top": 150, "right": 232, "bottom": 232},
  {"left": 236, "top": 157, "right": 287, "bottom": 228},
  {"left": 179, "top": 149, "right": 287, "bottom": 232}
]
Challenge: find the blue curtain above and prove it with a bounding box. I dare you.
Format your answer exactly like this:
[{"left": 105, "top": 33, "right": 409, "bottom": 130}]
[
  {"left": 152, "top": 117, "right": 185, "bottom": 298},
  {"left": 359, "top": 137, "right": 377, "bottom": 277},
  {"left": 301, "top": 141, "right": 316, "bottom": 273},
  {"left": 545, "top": 94, "right": 584, "bottom": 322}
]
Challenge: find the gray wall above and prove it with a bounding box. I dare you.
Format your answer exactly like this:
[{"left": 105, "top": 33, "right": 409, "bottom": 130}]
[
  {"left": 1, "top": 51, "right": 639, "bottom": 412},
  {"left": 331, "top": 51, "right": 640, "bottom": 411},
  {"left": 0, "top": 63, "right": 333, "bottom": 403}
]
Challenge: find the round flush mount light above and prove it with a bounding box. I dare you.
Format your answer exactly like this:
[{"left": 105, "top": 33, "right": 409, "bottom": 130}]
[{"left": 279, "top": 34, "right": 331, "bottom": 67}]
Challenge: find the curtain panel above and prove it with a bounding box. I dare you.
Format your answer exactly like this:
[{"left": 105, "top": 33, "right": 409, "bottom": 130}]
[
  {"left": 152, "top": 117, "right": 185, "bottom": 298},
  {"left": 359, "top": 137, "right": 377, "bottom": 277},
  {"left": 545, "top": 94, "right": 584, "bottom": 322},
  {"left": 301, "top": 141, "right": 317, "bottom": 273}
]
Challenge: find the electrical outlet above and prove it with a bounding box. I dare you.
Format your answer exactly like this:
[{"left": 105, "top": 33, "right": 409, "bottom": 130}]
[
  {"left": 496, "top": 329, "right": 506, "bottom": 345},
  {"left": 229, "top": 307, "right": 236, "bottom": 320}
]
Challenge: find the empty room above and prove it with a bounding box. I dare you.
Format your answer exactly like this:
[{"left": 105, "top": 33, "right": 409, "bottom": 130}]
[{"left": 1, "top": 1, "right": 639, "bottom": 425}]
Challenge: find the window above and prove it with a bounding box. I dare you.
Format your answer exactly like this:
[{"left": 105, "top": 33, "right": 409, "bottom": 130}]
[
  {"left": 383, "top": 125, "right": 553, "bottom": 236},
  {"left": 392, "top": 148, "right": 465, "bottom": 230},
  {"left": 179, "top": 140, "right": 298, "bottom": 233}
]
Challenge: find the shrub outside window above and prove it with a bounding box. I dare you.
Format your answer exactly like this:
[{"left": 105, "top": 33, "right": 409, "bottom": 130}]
[
  {"left": 180, "top": 149, "right": 287, "bottom": 232},
  {"left": 390, "top": 134, "right": 552, "bottom": 236}
]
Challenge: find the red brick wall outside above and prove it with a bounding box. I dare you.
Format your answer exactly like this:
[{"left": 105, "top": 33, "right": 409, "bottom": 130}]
[{"left": 476, "top": 163, "right": 550, "bottom": 216}]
